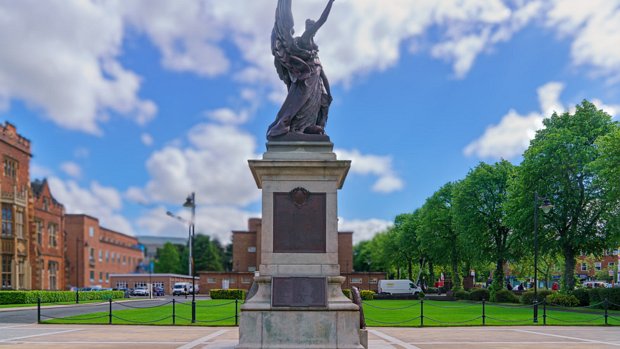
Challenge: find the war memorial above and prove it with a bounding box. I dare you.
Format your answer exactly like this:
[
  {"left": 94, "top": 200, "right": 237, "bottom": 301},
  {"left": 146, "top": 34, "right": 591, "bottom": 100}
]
[{"left": 236, "top": 0, "right": 366, "bottom": 348}]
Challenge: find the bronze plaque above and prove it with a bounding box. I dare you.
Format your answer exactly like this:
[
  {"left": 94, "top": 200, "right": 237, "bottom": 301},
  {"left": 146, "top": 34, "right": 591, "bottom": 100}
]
[
  {"left": 272, "top": 277, "right": 327, "bottom": 307},
  {"left": 273, "top": 190, "right": 326, "bottom": 253}
]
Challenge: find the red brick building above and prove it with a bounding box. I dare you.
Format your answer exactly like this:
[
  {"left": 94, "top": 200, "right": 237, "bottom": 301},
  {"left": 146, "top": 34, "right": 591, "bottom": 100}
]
[
  {"left": 575, "top": 249, "right": 619, "bottom": 281},
  {"left": 65, "top": 214, "right": 144, "bottom": 288},
  {"left": 0, "top": 122, "right": 32, "bottom": 290},
  {"left": 199, "top": 218, "right": 386, "bottom": 293},
  {"left": 31, "top": 179, "right": 65, "bottom": 290}
]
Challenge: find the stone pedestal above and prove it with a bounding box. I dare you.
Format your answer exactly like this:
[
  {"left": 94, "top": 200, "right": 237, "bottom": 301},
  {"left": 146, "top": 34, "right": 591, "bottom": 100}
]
[{"left": 237, "top": 141, "right": 364, "bottom": 349}]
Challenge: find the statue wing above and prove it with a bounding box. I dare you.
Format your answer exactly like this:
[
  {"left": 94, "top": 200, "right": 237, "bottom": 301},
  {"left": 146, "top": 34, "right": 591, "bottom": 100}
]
[{"left": 272, "top": 0, "right": 294, "bottom": 88}]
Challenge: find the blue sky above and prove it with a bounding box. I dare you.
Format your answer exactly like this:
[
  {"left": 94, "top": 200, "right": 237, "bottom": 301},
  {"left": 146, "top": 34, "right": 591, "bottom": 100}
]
[{"left": 3, "top": 0, "right": 620, "bottom": 244}]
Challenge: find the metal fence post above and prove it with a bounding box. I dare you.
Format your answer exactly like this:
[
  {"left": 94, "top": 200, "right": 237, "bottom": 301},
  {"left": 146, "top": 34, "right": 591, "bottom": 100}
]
[
  {"left": 37, "top": 298, "right": 41, "bottom": 324},
  {"left": 235, "top": 299, "right": 239, "bottom": 326},
  {"left": 604, "top": 298, "right": 609, "bottom": 326},
  {"left": 543, "top": 299, "right": 547, "bottom": 326},
  {"left": 420, "top": 299, "right": 424, "bottom": 327},
  {"left": 109, "top": 299, "right": 112, "bottom": 325},
  {"left": 482, "top": 299, "right": 486, "bottom": 326},
  {"left": 172, "top": 299, "right": 176, "bottom": 325}
]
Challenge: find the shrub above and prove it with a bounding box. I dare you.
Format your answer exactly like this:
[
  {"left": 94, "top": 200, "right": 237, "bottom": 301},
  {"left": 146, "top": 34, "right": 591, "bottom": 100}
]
[
  {"left": 209, "top": 289, "right": 246, "bottom": 300},
  {"left": 570, "top": 288, "right": 590, "bottom": 307},
  {"left": 342, "top": 289, "right": 351, "bottom": 299},
  {"left": 359, "top": 290, "right": 375, "bottom": 300},
  {"left": 417, "top": 292, "right": 425, "bottom": 299},
  {"left": 468, "top": 288, "right": 490, "bottom": 301},
  {"left": 0, "top": 291, "right": 123, "bottom": 305},
  {"left": 588, "top": 288, "right": 620, "bottom": 310},
  {"left": 454, "top": 290, "right": 470, "bottom": 300},
  {"left": 520, "top": 289, "right": 552, "bottom": 305},
  {"left": 492, "top": 289, "right": 519, "bottom": 303},
  {"left": 546, "top": 293, "right": 579, "bottom": 307}
]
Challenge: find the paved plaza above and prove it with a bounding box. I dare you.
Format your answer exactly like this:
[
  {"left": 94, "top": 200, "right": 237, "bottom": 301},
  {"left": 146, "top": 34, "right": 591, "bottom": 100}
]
[{"left": 0, "top": 324, "right": 618, "bottom": 348}]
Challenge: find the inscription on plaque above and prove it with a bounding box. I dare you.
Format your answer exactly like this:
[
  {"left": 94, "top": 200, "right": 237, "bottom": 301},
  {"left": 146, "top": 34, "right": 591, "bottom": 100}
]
[
  {"left": 272, "top": 277, "right": 327, "bottom": 307},
  {"left": 273, "top": 189, "right": 326, "bottom": 253}
]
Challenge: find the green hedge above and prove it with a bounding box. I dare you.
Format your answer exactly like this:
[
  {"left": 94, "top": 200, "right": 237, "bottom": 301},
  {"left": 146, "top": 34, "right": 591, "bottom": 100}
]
[
  {"left": 588, "top": 288, "right": 620, "bottom": 310},
  {"left": 492, "top": 289, "right": 519, "bottom": 303},
  {"left": 570, "top": 288, "right": 590, "bottom": 306},
  {"left": 454, "top": 290, "right": 470, "bottom": 300},
  {"left": 0, "top": 290, "right": 123, "bottom": 305},
  {"left": 546, "top": 293, "right": 580, "bottom": 307},
  {"left": 468, "top": 288, "right": 490, "bottom": 301},
  {"left": 209, "top": 289, "right": 246, "bottom": 300},
  {"left": 520, "top": 289, "right": 552, "bottom": 305}
]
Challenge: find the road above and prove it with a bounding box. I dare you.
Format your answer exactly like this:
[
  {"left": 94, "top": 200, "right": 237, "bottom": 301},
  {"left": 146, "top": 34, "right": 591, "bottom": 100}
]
[{"left": 0, "top": 295, "right": 207, "bottom": 324}]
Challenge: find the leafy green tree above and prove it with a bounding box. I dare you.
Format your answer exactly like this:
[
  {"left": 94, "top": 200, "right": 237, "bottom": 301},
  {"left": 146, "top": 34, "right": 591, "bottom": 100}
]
[
  {"left": 418, "top": 182, "right": 463, "bottom": 291},
  {"left": 353, "top": 240, "right": 373, "bottom": 272},
  {"left": 592, "top": 128, "right": 620, "bottom": 234},
  {"left": 193, "top": 235, "right": 225, "bottom": 272},
  {"left": 392, "top": 212, "right": 422, "bottom": 280},
  {"left": 453, "top": 160, "right": 516, "bottom": 293},
  {"left": 154, "top": 242, "right": 182, "bottom": 274},
  {"left": 507, "top": 100, "right": 618, "bottom": 291}
]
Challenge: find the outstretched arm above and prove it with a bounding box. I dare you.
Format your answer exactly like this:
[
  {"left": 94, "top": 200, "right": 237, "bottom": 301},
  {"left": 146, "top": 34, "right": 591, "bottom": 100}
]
[{"left": 302, "top": 0, "right": 334, "bottom": 40}]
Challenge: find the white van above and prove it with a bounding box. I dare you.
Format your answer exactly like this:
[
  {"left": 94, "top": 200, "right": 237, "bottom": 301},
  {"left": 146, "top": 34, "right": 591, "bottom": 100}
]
[
  {"left": 378, "top": 280, "right": 422, "bottom": 295},
  {"left": 172, "top": 282, "right": 191, "bottom": 296}
]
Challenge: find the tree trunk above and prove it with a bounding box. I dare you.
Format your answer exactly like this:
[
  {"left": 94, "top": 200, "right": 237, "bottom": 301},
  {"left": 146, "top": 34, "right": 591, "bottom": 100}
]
[
  {"left": 562, "top": 245, "right": 576, "bottom": 291},
  {"left": 451, "top": 255, "right": 461, "bottom": 291},
  {"left": 428, "top": 260, "right": 435, "bottom": 286},
  {"left": 493, "top": 257, "right": 505, "bottom": 290},
  {"left": 407, "top": 258, "right": 413, "bottom": 281}
]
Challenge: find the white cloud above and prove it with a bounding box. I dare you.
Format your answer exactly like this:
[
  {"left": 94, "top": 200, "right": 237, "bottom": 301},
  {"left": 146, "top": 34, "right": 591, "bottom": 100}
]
[
  {"left": 338, "top": 217, "right": 392, "bottom": 244},
  {"left": 336, "top": 149, "right": 404, "bottom": 193},
  {"left": 30, "top": 163, "right": 54, "bottom": 179},
  {"left": 60, "top": 162, "right": 82, "bottom": 179},
  {"left": 0, "top": 0, "right": 156, "bottom": 134},
  {"left": 141, "top": 133, "right": 154, "bottom": 146},
  {"left": 138, "top": 123, "right": 260, "bottom": 207},
  {"left": 546, "top": 0, "right": 620, "bottom": 82},
  {"left": 48, "top": 177, "right": 133, "bottom": 235},
  {"left": 205, "top": 108, "right": 250, "bottom": 125},
  {"left": 464, "top": 81, "right": 620, "bottom": 159}
]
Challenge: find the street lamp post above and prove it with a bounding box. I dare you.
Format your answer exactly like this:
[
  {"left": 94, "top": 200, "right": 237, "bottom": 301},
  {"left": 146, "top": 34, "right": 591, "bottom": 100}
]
[
  {"left": 534, "top": 192, "right": 553, "bottom": 323},
  {"left": 183, "top": 192, "right": 196, "bottom": 324}
]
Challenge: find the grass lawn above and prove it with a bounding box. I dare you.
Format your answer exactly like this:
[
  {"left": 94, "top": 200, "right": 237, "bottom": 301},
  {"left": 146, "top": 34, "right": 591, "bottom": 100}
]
[
  {"left": 0, "top": 299, "right": 117, "bottom": 309},
  {"left": 42, "top": 299, "right": 620, "bottom": 327},
  {"left": 363, "top": 300, "right": 620, "bottom": 327},
  {"left": 43, "top": 299, "right": 240, "bottom": 326}
]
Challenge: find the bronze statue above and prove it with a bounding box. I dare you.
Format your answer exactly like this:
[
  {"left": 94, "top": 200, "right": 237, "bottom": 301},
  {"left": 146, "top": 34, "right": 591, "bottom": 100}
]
[{"left": 268, "top": 0, "right": 335, "bottom": 140}]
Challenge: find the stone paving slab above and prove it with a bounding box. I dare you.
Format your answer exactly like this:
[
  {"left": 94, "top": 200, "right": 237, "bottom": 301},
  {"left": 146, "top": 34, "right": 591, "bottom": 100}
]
[{"left": 0, "top": 324, "right": 618, "bottom": 348}]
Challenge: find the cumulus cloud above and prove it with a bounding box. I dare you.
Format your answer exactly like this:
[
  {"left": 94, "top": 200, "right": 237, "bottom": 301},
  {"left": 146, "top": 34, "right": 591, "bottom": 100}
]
[
  {"left": 135, "top": 123, "right": 260, "bottom": 207},
  {"left": 30, "top": 163, "right": 54, "bottom": 179},
  {"left": 338, "top": 217, "right": 392, "bottom": 244},
  {"left": 546, "top": 0, "right": 620, "bottom": 83},
  {"left": 60, "top": 162, "right": 82, "bottom": 179},
  {"left": 464, "top": 82, "right": 564, "bottom": 159},
  {"left": 464, "top": 82, "right": 620, "bottom": 159},
  {"left": 0, "top": 0, "right": 156, "bottom": 134},
  {"left": 336, "top": 149, "right": 404, "bottom": 193},
  {"left": 48, "top": 177, "right": 133, "bottom": 235}
]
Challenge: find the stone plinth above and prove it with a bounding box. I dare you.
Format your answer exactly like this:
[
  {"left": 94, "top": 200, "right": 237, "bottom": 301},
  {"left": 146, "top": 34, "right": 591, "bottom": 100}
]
[{"left": 237, "top": 141, "right": 364, "bottom": 349}]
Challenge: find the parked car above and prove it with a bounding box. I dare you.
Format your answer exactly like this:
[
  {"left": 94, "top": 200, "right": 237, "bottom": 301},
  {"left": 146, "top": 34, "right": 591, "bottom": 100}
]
[
  {"left": 172, "top": 282, "right": 190, "bottom": 296},
  {"left": 583, "top": 281, "right": 612, "bottom": 289},
  {"left": 132, "top": 286, "right": 150, "bottom": 296},
  {"left": 153, "top": 286, "right": 165, "bottom": 297}
]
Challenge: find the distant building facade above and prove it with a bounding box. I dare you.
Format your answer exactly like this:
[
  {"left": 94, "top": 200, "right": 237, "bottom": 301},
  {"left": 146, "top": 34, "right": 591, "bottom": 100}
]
[
  {"left": 31, "top": 179, "right": 65, "bottom": 290},
  {"left": 110, "top": 273, "right": 196, "bottom": 294},
  {"left": 0, "top": 122, "right": 32, "bottom": 290},
  {"left": 65, "top": 214, "right": 144, "bottom": 288},
  {"left": 199, "top": 218, "right": 386, "bottom": 293},
  {"left": 575, "top": 249, "right": 619, "bottom": 282}
]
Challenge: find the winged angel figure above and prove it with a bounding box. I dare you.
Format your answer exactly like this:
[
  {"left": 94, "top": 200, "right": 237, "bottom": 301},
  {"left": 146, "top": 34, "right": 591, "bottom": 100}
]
[{"left": 267, "top": 0, "right": 335, "bottom": 140}]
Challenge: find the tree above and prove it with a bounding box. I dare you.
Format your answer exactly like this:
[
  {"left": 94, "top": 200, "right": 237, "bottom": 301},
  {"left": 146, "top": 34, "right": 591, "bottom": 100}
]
[
  {"left": 193, "top": 235, "right": 225, "bottom": 272},
  {"left": 353, "top": 240, "right": 373, "bottom": 272},
  {"left": 507, "top": 100, "right": 618, "bottom": 291},
  {"left": 392, "top": 212, "right": 422, "bottom": 281},
  {"left": 417, "top": 182, "right": 463, "bottom": 291},
  {"left": 453, "top": 160, "right": 516, "bottom": 293},
  {"left": 155, "top": 242, "right": 182, "bottom": 274},
  {"left": 592, "top": 128, "right": 620, "bottom": 235}
]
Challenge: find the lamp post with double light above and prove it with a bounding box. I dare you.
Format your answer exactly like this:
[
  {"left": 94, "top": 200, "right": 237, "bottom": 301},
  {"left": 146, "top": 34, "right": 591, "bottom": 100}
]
[{"left": 534, "top": 192, "right": 553, "bottom": 323}]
